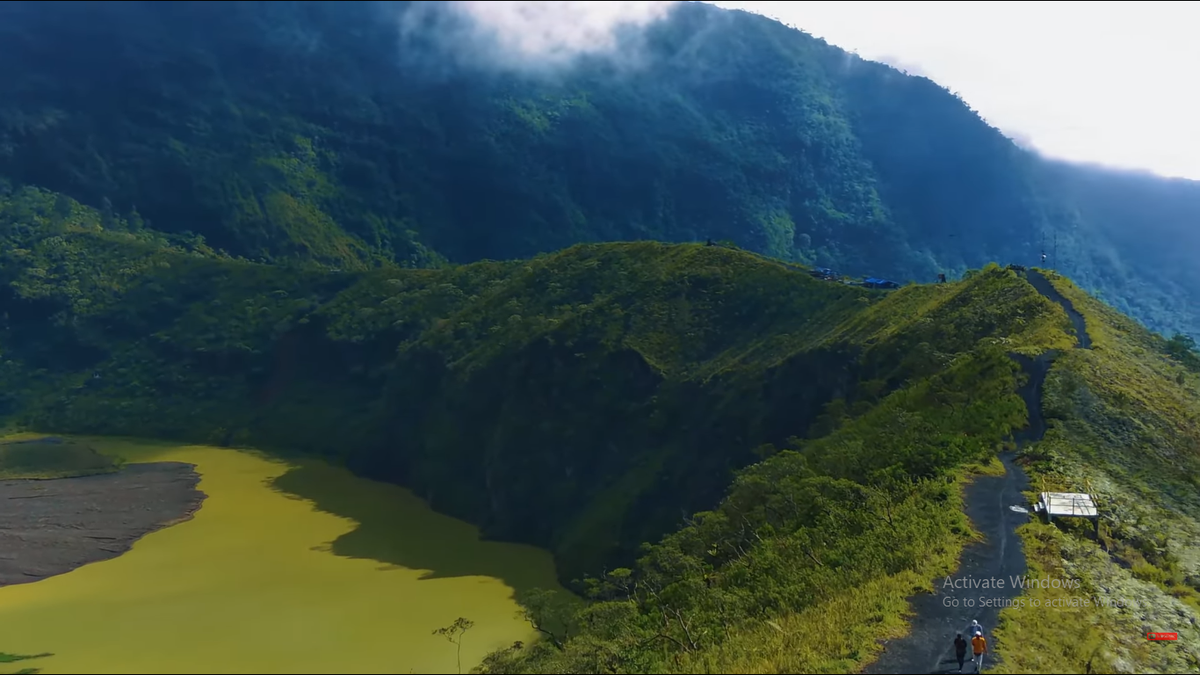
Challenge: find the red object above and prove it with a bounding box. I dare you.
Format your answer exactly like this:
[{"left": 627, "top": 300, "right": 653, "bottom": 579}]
[{"left": 1146, "top": 632, "right": 1178, "bottom": 641}]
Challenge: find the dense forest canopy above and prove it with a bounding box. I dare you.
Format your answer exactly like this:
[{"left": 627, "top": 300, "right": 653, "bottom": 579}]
[{"left": 0, "top": 0, "right": 1197, "bottom": 336}]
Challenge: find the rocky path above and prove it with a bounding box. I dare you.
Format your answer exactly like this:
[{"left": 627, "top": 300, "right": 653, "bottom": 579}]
[
  {"left": 1025, "top": 270, "right": 1093, "bottom": 349},
  {"left": 864, "top": 269, "right": 1090, "bottom": 673}
]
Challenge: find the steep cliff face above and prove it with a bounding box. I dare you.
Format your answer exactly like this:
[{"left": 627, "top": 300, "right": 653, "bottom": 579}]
[{"left": 0, "top": 182, "right": 1068, "bottom": 579}]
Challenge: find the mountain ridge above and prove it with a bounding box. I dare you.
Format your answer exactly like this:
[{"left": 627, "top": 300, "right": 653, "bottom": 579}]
[
  {"left": 0, "top": 181, "right": 1198, "bottom": 673},
  {"left": 1, "top": 0, "right": 1197, "bottom": 336}
]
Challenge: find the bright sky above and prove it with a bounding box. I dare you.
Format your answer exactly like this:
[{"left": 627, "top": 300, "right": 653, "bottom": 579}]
[{"left": 710, "top": 1, "right": 1200, "bottom": 181}]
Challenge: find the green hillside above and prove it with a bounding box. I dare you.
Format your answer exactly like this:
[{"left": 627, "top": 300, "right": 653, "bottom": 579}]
[
  {"left": 2, "top": 184, "right": 1198, "bottom": 672},
  {"left": 990, "top": 272, "right": 1200, "bottom": 674},
  {"left": 0, "top": 184, "right": 1064, "bottom": 575},
  {"left": 0, "top": 1, "right": 1197, "bottom": 337}
]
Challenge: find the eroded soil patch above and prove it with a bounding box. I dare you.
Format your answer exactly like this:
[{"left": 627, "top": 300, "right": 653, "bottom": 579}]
[{"left": 0, "top": 462, "right": 205, "bottom": 586}]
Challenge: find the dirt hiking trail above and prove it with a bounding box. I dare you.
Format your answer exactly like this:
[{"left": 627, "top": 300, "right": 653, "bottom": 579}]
[{"left": 864, "top": 269, "right": 1090, "bottom": 673}]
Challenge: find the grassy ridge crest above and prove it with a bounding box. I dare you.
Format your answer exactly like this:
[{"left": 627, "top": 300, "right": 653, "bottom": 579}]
[{"left": 1, "top": 186, "right": 1198, "bottom": 671}]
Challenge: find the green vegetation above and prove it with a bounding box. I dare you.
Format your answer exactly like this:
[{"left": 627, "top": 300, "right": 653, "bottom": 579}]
[
  {"left": 0, "top": 2, "right": 1197, "bottom": 337},
  {"left": 0, "top": 654, "right": 49, "bottom": 663},
  {"left": 989, "top": 271, "right": 1200, "bottom": 674},
  {"left": 435, "top": 618, "right": 477, "bottom": 675},
  {"left": 0, "top": 181, "right": 1102, "bottom": 670},
  {"left": 0, "top": 651, "right": 49, "bottom": 675},
  {"left": 1166, "top": 333, "right": 1200, "bottom": 372},
  {"left": 0, "top": 439, "right": 118, "bottom": 480},
  {"left": 1, "top": 188, "right": 1197, "bottom": 672},
  {"left": 0, "top": 182, "right": 1072, "bottom": 579},
  {"left": 475, "top": 332, "right": 1039, "bottom": 673}
]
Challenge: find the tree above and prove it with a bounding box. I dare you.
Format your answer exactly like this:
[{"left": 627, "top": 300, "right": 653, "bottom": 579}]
[
  {"left": 52, "top": 193, "right": 73, "bottom": 227},
  {"left": 1166, "top": 333, "right": 1200, "bottom": 372},
  {"left": 1169, "top": 333, "right": 1197, "bottom": 351},
  {"left": 868, "top": 464, "right": 912, "bottom": 531},
  {"left": 516, "top": 588, "right": 574, "bottom": 650},
  {"left": 127, "top": 205, "right": 145, "bottom": 232},
  {"left": 433, "top": 617, "right": 475, "bottom": 674},
  {"left": 99, "top": 197, "right": 116, "bottom": 230}
]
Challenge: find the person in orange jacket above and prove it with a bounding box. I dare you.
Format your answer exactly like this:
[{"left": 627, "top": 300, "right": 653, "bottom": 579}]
[{"left": 971, "top": 631, "right": 988, "bottom": 672}]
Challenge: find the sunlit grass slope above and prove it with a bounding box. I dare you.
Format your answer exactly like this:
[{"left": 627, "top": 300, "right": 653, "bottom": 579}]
[
  {"left": 475, "top": 265, "right": 1078, "bottom": 673},
  {"left": 989, "top": 272, "right": 1200, "bottom": 674}
]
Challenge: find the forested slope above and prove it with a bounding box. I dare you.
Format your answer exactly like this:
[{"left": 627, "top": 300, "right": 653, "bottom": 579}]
[
  {"left": 1, "top": 1, "right": 1197, "bottom": 336},
  {"left": 0, "top": 184, "right": 1069, "bottom": 579},
  {"left": 4, "top": 186, "right": 1197, "bottom": 673}
]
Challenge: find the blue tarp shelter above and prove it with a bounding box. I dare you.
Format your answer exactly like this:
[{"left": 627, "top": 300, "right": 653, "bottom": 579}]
[{"left": 863, "top": 278, "right": 901, "bottom": 289}]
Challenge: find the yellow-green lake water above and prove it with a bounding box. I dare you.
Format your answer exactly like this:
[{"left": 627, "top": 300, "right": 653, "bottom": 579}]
[{"left": 0, "top": 437, "right": 561, "bottom": 674}]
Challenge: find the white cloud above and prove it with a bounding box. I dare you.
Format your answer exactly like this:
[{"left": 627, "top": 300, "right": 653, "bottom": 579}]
[
  {"left": 710, "top": 1, "right": 1200, "bottom": 180},
  {"left": 442, "top": 1, "right": 678, "bottom": 69}
]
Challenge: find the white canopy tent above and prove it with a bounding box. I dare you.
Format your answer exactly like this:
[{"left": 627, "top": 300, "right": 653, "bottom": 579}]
[
  {"left": 1039, "top": 492, "right": 1098, "bottom": 518},
  {"left": 1035, "top": 491, "right": 1100, "bottom": 534}
]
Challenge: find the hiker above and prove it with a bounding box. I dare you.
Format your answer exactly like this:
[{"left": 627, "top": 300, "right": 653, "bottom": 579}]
[
  {"left": 968, "top": 619, "right": 983, "bottom": 635},
  {"left": 953, "top": 632, "right": 968, "bottom": 672},
  {"left": 971, "top": 631, "right": 987, "bottom": 672}
]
